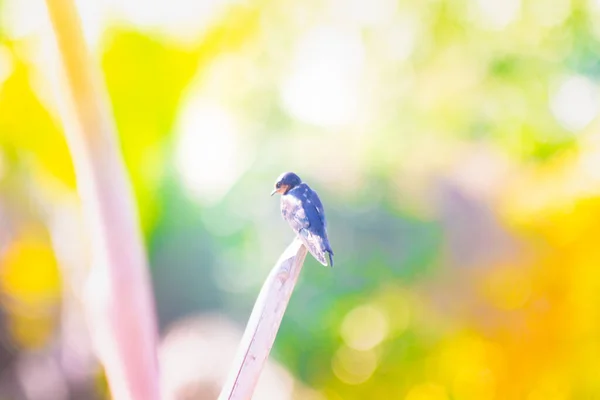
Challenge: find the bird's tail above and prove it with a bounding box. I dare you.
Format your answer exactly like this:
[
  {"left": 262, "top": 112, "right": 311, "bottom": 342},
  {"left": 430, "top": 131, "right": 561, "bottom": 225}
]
[{"left": 327, "top": 250, "right": 334, "bottom": 268}]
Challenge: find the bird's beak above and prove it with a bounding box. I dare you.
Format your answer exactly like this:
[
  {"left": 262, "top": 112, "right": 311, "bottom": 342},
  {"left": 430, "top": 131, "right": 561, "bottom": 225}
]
[{"left": 270, "top": 189, "right": 277, "bottom": 196}]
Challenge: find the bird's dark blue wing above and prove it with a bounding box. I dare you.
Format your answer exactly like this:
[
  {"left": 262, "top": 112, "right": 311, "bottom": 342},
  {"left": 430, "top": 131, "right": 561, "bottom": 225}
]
[
  {"left": 308, "top": 188, "right": 326, "bottom": 228},
  {"left": 281, "top": 183, "right": 332, "bottom": 266}
]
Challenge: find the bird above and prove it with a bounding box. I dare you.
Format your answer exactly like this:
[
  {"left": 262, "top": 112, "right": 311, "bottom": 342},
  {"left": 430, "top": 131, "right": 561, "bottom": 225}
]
[{"left": 271, "top": 172, "right": 334, "bottom": 267}]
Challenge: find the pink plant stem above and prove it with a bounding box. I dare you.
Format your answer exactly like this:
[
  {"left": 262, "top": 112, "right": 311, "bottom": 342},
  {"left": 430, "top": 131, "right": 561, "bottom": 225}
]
[
  {"left": 44, "top": 1, "right": 160, "bottom": 399},
  {"left": 219, "top": 239, "right": 308, "bottom": 400}
]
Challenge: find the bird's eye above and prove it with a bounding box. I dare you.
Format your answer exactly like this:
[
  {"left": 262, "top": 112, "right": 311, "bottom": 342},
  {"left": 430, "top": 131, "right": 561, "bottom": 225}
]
[{"left": 276, "top": 182, "right": 281, "bottom": 188}]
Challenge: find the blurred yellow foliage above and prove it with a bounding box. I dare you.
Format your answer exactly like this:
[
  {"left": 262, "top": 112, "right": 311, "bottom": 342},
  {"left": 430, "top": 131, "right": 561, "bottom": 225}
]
[
  {"left": 0, "top": 233, "right": 61, "bottom": 348},
  {"left": 481, "top": 266, "right": 532, "bottom": 310},
  {"left": 405, "top": 382, "right": 449, "bottom": 400},
  {"left": 0, "top": 54, "right": 75, "bottom": 188},
  {"left": 331, "top": 345, "right": 378, "bottom": 386}
]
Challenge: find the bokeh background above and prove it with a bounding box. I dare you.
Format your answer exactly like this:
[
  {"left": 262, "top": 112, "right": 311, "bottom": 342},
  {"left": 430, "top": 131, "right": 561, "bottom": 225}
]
[{"left": 2, "top": 0, "right": 600, "bottom": 398}]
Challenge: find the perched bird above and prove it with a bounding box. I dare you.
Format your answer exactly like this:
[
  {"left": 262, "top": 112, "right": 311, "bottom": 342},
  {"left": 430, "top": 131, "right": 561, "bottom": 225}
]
[{"left": 271, "top": 172, "right": 334, "bottom": 267}]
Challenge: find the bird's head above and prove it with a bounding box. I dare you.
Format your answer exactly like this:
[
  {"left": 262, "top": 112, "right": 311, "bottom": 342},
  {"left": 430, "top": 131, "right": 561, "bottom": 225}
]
[{"left": 271, "top": 172, "right": 302, "bottom": 196}]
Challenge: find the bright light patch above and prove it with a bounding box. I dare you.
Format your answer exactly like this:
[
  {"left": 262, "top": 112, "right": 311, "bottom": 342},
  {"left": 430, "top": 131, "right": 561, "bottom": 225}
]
[
  {"left": 341, "top": 304, "right": 389, "bottom": 351},
  {"left": 174, "top": 97, "right": 250, "bottom": 205},
  {"left": 0, "top": 45, "right": 14, "bottom": 88},
  {"left": 331, "top": 0, "right": 398, "bottom": 27},
  {"left": 281, "top": 25, "right": 365, "bottom": 127},
  {"left": 530, "top": 0, "right": 570, "bottom": 27},
  {"left": 375, "top": 286, "right": 412, "bottom": 335},
  {"left": 578, "top": 148, "right": 600, "bottom": 190},
  {"left": 112, "top": 0, "right": 231, "bottom": 45},
  {"left": 74, "top": 0, "right": 108, "bottom": 48},
  {"left": 381, "top": 16, "right": 418, "bottom": 61},
  {"left": 331, "top": 346, "right": 377, "bottom": 385},
  {"left": 475, "top": 0, "right": 521, "bottom": 30},
  {"left": 1, "top": 0, "right": 47, "bottom": 39},
  {"left": 551, "top": 75, "right": 599, "bottom": 132},
  {"left": 2, "top": 0, "right": 104, "bottom": 47}
]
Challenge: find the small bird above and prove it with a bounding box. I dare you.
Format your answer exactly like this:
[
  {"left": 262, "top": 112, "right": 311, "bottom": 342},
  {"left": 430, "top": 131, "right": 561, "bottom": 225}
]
[{"left": 271, "top": 172, "right": 334, "bottom": 267}]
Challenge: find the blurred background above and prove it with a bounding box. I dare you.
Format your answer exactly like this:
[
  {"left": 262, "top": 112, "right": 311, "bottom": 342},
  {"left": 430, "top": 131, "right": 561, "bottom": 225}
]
[{"left": 1, "top": 0, "right": 600, "bottom": 398}]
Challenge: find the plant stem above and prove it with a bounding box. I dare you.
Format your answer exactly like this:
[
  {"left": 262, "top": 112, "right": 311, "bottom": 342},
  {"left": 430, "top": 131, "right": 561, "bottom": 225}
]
[
  {"left": 44, "top": 1, "right": 160, "bottom": 399},
  {"left": 219, "top": 239, "right": 308, "bottom": 400}
]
